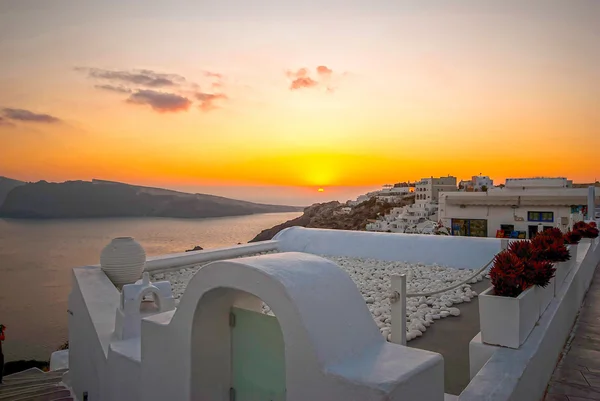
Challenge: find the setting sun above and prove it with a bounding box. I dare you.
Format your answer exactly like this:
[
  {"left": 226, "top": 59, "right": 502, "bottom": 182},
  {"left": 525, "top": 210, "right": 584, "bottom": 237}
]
[{"left": 318, "top": 188, "right": 325, "bottom": 192}]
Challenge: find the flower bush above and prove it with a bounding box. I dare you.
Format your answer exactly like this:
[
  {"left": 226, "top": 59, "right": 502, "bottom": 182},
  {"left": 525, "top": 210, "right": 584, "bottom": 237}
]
[
  {"left": 532, "top": 232, "right": 571, "bottom": 262},
  {"left": 508, "top": 240, "right": 535, "bottom": 260},
  {"left": 574, "top": 221, "right": 600, "bottom": 239},
  {"left": 489, "top": 250, "right": 528, "bottom": 297},
  {"left": 524, "top": 259, "right": 555, "bottom": 288},
  {"left": 564, "top": 230, "right": 583, "bottom": 245},
  {"left": 490, "top": 235, "right": 560, "bottom": 297}
]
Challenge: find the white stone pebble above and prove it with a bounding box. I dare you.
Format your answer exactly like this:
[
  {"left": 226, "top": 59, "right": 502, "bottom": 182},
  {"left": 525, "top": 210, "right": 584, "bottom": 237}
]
[{"left": 152, "top": 252, "right": 484, "bottom": 343}]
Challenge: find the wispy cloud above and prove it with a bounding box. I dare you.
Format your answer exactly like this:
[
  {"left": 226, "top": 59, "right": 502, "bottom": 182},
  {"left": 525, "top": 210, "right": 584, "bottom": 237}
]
[
  {"left": 196, "top": 92, "right": 228, "bottom": 112},
  {"left": 126, "top": 90, "right": 192, "bottom": 113},
  {"left": 77, "top": 66, "right": 228, "bottom": 114},
  {"left": 76, "top": 67, "right": 185, "bottom": 88},
  {"left": 2, "top": 108, "right": 61, "bottom": 123},
  {"left": 203, "top": 71, "right": 223, "bottom": 79},
  {"left": 286, "top": 66, "right": 337, "bottom": 91},
  {"left": 94, "top": 84, "right": 132, "bottom": 94},
  {"left": 290, "top": 77, "right": 319, "bottom": 90},
  {"left": 316, "top": 65, "right": 333, "bottom": 76}
]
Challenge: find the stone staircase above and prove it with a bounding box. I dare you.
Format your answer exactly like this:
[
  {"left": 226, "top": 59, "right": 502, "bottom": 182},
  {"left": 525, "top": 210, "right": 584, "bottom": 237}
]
[{"left": 0, "top": 368, "right": 73, "bottom": 401}]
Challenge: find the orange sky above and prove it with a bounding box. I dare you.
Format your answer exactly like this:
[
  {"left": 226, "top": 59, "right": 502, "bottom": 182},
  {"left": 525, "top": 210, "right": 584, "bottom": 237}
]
[{"left": 1, "top": 1, "right": 599, "bottom": 204}]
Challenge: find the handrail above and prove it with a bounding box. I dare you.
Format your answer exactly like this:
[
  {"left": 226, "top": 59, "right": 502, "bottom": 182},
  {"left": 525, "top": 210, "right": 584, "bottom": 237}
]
[
  {"left": 389, "top": 257, "right": 495, "bottom": 345},
  {"left": 405, "top": 258, "right": 494, "bottom": 297}
]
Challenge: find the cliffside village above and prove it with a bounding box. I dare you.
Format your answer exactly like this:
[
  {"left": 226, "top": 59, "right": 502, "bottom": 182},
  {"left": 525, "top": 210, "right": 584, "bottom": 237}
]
[{"left": 343, "top": 176, "right": 600, "bottom": 238}]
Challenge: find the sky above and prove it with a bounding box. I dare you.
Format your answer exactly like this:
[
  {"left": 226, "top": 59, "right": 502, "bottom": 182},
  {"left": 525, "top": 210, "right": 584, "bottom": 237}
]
[{"left": 0, "top": 0, "right": 599, "bottom": 205}]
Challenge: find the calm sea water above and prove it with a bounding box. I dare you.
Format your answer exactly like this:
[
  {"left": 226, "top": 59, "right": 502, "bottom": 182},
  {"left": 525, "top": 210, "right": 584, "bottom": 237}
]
[{"left": 0, "top": 212, "right": 301, "bottom": 361}]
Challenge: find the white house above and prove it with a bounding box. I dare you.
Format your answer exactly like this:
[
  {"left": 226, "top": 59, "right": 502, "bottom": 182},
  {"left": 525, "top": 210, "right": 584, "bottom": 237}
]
[
  {"left": 458, "top": 176, "right": 494, "bottom": 192},
  {"left": 504, "top": 177, "right": 573, "bottom": 189},
  {"left": 415, "top": 176, "right": 457, "bottom": 204},
  {"left": 439, "top": 186, "right": 599, "bottom": 238}
]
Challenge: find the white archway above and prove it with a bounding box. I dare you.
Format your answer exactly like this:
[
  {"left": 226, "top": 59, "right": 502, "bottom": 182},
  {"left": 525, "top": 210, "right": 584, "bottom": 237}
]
[{"left": 140, "top": 252, "right": 444, "bottom": 401}]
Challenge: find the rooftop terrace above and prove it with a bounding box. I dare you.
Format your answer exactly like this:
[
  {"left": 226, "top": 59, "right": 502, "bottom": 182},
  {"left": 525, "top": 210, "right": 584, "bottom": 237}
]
[{"left": 59, "top": 225, "right": 600, "bottom": 401}]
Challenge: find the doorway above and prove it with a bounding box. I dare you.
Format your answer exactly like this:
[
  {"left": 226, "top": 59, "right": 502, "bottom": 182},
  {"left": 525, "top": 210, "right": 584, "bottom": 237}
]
[
  {"left": 230, "top": 307, "right": 286, "bottom": 401},
  {"left": 528, "top": 225, "right": 538, "bottom": 239}
]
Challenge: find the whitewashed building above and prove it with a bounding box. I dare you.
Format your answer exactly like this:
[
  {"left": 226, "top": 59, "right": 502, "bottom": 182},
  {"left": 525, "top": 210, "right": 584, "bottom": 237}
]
[
  {"left": 458, "top": 176, "right": 494, "bottom": 192},
  {"left": 439, "top": 185, "right": 598, "bottom": 238},
  {"left": 504, "top": 177, "right": 573, "bottom": 189},
  {"left": 415, "top": 176, "right": 458, "bottom": 204}
]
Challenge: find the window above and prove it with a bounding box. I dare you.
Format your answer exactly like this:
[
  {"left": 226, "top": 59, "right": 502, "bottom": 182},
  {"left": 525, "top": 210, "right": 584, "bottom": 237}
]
[
  {"left": 451, "top": 219, "right": 488, "bottom": 237},
  {"left": 527, "top": 211, "right": 554, "bottom": 222}
]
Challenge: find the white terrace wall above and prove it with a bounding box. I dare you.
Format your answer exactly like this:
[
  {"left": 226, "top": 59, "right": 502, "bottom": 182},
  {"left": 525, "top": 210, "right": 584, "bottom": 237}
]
[
  {"left": 460, "top": 238, "right": 600, "bottom": 401},
  {"left": 68, "top": 267, "right": 120, "bottom": 401},
  {"left": 274, "top": 227, "right": 502, "bottom": 269},
  {"left": 68, "top": 242, "right": 279, "bottom": 401}
]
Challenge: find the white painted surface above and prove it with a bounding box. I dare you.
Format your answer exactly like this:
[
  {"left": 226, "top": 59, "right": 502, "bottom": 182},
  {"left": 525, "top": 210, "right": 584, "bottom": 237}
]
[
  {"left": 461, "top": 241, "right": 600, "bottom": 401},
  {"left": 107, "top": 339, "right": 141, "bottom": 401},
  {"left": 115, "top": 272, "right": 175, "bottom": 340},
  {"left": 554, "top": 260, "right": 571, "bottom": 295},
  {"left": 68, "top": 266, "right": 120, "bottom": 401},
  {"left": 536, "top": 278, "right": 555, "bottom": 316},
  {"left": 141, "top": 252, "right": 444, "bottom": 401},
  {"left": 588, "top": 186, "right": 596, "bottom": 220},
  {"left": 144, "top": 240, "right": 279, "bottom": 272},
  {"left": 274, "top": 227, "right": 501, "bottom": 269},
  {"left": 390, "top": 275, "right": 407, "bottom": 345},
  {"left": 505, "top": 177, "right": 571, "bottom": 189},
  {"left": 439, "top": 187, "right": 599, "bottom": 237},
  {"left": 478, "top": 286, "right": 539, "bottom": 349},
  {"left": 49, "top": 349, "right": 69, "bottom": 371},
  {"left": 468, "top": 333, "right": 498, "bottom": 380}
]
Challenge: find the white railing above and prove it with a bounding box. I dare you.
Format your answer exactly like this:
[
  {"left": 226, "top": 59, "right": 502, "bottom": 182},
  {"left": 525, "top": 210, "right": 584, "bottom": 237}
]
[{"left": 389, "top": 258, "right": 495, "bottom": 345}]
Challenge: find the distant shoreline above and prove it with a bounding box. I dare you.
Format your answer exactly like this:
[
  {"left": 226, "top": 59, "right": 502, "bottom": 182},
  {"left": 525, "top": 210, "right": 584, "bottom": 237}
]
[
  {"left": 0, "top": 177, "right": 304, "bottom": 219},
  {"left": 0, "top": 210, "right": 303, "bottom": 220}
]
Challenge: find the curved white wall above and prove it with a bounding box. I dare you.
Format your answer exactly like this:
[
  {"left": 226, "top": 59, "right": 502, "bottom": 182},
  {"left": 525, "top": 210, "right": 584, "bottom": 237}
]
[
  {"left": 274, "top": 227, "right": 501, "bottom": 269},
  {"left": 141, "top": 252, "right": 444, "bottom": 401}
]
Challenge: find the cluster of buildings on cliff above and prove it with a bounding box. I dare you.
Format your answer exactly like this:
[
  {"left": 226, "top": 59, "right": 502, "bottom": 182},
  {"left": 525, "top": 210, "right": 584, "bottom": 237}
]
[{"left": 348, "top": 175, "right": 600, "bottom": 238}]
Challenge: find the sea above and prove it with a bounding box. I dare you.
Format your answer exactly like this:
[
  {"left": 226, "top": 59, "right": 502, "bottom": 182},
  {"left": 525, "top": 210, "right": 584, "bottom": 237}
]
[{"left": 0, "top": 212, "right": 301, "bottom": 361}]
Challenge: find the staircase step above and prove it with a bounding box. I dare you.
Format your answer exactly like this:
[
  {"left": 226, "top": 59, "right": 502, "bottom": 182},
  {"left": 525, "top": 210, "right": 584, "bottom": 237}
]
[
  {"left": 0, "top": 384, "right": 61, "bottom": 399},
  {"left": 0, "top": 376, "right": 62, "bottom": 388},
  {"left": 7, "top": 388, "right": 71, "bottom": 401},
  {"left": 2, "top": 370, "right": 45, "bottom": 381},
  {"left": 3, "top": 371, "right": 65, "bottom": 383}
]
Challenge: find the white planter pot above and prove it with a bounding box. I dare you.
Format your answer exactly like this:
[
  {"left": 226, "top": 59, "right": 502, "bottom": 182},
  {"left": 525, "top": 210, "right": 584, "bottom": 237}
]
[
  {"left": 554, "top": 261, "right": 570, "bottom": 295},
  {"left": 101, "top": 237, "right": 146, "bottom": 288},
  {"left": 536, "top": 277, "right": 554, "bottom": 316},
  {"left": 570, "top": 244, "right": 579, "bottom": 265},
  {"left": 479, "top": 286, "right": 539, "bottom": 349}
]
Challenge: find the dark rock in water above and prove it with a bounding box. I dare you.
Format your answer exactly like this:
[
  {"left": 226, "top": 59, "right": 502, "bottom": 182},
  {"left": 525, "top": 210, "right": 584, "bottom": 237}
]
[{"left": 185, "top": 245, "right": 203, "bottom": 252}]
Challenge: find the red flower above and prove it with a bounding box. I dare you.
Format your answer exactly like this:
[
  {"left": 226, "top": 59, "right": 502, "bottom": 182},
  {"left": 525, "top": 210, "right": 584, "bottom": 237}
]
[
  {"left": 574, "top": 221, "right": 599, "bottom": 239},
  {"left": 532, "top": 234, "right": 571, "bottom": 262},
  {"left": 490, "top": 250, "right": 529, "bottom": 297},
  {"left": 508, "top": 240, "right": 536, "bottom": 260},
  {"left": 564, "top": 230, "right": 582, "bottom": 245}
]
